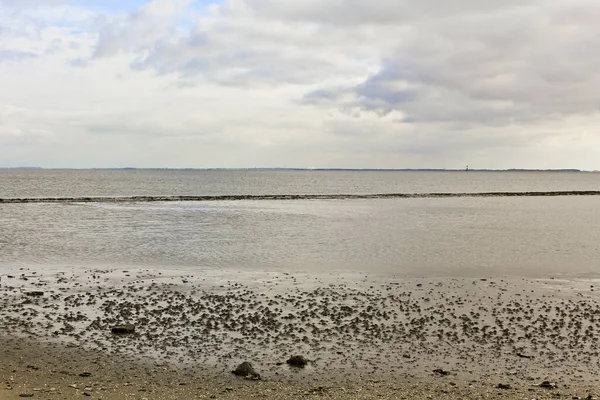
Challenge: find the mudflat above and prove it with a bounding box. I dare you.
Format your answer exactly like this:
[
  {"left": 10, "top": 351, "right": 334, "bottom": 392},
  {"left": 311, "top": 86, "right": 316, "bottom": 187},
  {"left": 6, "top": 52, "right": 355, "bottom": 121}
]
[{"left": 2, "top": 268, "right": 600, "bottom": 399}]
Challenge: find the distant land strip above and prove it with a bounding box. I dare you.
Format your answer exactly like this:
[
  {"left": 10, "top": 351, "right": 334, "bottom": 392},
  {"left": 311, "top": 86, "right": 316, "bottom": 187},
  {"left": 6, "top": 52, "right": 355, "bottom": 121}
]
[
  {"left": 2, "top": 191, "right": 600, "bottom": 203},
  {"left": 0, "top": 167, "right": 591, "bottom": 172}
]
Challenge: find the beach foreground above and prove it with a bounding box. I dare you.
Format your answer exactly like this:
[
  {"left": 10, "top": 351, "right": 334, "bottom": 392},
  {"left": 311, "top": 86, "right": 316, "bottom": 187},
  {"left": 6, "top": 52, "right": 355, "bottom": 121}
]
[
  {"left": 2, "top": 268, "right": 600, "bottom": 399},
  {"left": 3, "top": 335, "right": 598, "bottom": 400}
]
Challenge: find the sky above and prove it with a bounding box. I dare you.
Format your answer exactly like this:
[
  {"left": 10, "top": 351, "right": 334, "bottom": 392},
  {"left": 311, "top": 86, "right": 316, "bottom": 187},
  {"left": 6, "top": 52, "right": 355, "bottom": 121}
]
[{"left": 1, "top": 0, "right": 600, "bottom": 169}]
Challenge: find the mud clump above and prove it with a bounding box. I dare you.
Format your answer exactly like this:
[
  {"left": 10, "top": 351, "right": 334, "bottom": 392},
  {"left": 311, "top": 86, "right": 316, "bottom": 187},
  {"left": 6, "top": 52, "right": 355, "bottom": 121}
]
[
  {"left": 111, "top": 324, "right": 135, "bottom": 334},
  {"left": 539, "top": 381, "right": 558, "bottom": 389},
  {"left": 286, "top": 355, "right": 308, "bottom": 367},
  {"left": 433, "top": 368, "right": 450, "bottom": 376},
  {"left": 232, "top": 362, "right": 260, "bottom": 380}
]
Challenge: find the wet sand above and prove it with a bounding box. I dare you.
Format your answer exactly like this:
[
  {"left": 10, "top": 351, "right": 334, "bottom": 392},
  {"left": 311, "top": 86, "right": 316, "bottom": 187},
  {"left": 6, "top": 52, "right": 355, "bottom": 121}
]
[{"left": 2, "top": 268, "right": 600, "bottom": 399}]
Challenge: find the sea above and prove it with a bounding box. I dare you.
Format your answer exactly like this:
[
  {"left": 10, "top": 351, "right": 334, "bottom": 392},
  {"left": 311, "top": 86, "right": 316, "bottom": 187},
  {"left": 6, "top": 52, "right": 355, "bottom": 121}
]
[{"left": 1, "top": 169, "right": 599, "bottom": 278}]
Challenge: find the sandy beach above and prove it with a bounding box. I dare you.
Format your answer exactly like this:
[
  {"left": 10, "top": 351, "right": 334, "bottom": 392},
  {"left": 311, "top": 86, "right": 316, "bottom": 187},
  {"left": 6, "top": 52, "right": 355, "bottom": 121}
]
[{"left": 2, "top": 268, "right": 600, "bottom": 399}]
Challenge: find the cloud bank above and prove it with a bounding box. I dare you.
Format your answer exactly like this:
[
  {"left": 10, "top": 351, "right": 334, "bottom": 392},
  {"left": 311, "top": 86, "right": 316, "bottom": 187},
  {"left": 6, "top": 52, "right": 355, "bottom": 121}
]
[{"left": 1, "top": 0, "right": 599, "bottom": 169}]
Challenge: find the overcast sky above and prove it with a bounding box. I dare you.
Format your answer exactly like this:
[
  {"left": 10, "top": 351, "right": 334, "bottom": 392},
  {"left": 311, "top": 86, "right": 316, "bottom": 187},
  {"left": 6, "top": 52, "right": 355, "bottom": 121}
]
[{"left": 1, "top": 0, "right": 600, "bottom": 169}]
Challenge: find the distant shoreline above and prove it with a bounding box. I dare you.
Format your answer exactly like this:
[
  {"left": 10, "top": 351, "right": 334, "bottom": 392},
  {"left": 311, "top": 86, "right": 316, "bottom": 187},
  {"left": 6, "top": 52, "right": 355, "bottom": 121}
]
[{"left": 0, "top": 167, "right": 590, "bottom": 172}]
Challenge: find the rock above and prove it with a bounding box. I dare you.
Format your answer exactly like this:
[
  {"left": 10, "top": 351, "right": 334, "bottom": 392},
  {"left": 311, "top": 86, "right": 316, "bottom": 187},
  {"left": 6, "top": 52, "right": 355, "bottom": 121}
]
[
  {"left": 19, "top": 395, "right": 34, "bottom": 398},
  {"left": 497, "top": 383, "right": 511, "bottom": 390},
  {"left": 433, "top": 368, "right": 450, "bottom": 376},
  {"left": 286, "top": 355, "right": 308, "bottom": 367},
  {"left": 516, "top": 352, "right": 533, "bottom": 359},
  {"left": 232, "top": 362, "right": 260, "bottom": 380},
  {"left": 539, "top": 381, "right": 558, "bottom": 389},
  {"left": 79, "top": 372, "right": 92, "bottom": 377},
  {"left": 25, "top": 291, "right": 44, "bottom": 297},
  {"left": 111, "top": 324, "right": 135, "bottom": 334}
]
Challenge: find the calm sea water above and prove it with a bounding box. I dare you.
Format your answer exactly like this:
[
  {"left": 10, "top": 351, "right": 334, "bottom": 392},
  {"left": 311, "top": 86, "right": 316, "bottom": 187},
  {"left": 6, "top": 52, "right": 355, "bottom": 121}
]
[{"left": 1, "top": 169, "right": 599, "bottom": 278}]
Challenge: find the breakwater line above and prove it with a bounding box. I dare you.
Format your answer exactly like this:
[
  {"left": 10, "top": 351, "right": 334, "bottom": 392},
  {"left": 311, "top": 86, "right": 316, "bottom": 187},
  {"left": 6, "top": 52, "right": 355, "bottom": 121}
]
[{"left": 1, "top": 190, "right": 600, "bottom": 204}]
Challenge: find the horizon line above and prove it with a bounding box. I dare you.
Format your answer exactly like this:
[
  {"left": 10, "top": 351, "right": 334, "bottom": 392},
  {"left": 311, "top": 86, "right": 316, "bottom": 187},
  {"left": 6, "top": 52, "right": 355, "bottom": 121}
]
[{"left": 0, "top": 167, "right": 594, "bottom": 172}]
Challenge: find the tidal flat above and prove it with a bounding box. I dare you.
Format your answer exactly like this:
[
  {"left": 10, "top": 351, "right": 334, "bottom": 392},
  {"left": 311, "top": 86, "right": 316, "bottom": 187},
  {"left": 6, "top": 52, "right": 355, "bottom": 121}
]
[{"left": 2, "top": 268, "right": 600, "bottom": 399}]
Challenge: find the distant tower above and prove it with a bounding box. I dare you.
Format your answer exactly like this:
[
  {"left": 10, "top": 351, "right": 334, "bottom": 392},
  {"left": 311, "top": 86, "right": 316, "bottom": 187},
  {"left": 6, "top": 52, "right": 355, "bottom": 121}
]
[{"left": 466, "top": 165, "right": 469, "bottom": 172}]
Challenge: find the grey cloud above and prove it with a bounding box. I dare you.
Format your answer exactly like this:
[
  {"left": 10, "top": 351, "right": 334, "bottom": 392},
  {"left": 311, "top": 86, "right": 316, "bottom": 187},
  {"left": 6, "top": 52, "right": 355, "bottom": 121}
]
[
  {"left": 89, "top": 2, "right": 383, "bottom": 85},
  {"left": 86, "top": 122, "right": 214, "bottom": 138},
  {"left": 238, "top": 0, "right": 535, "bottom": 26},
  {"left": 93, "top": 11, "right": 173, "bottom": 58},
  {"left": 0, "top": 49, "right": 37, "bottom": 61},
  {"left": 352, "top": 72, "right": 419, "bottom": 116},
  {"left": 68, "top": 58, "right": 87, "bottom": 68},
  {"left": 301, "top": 89, "right": 342, "bottom": 103},
  {"left": 80, "top": 0, "right": 600, "bottom": 161},
  {"left": 3, "top": 0, "right": 600, "bottom": 168},
  {"left": 125, "top": 25, "right": 357, "bottom": 86},
  {"left": 316, "top": 117, "right": 542, "bottom": 163},
  {"left": 97, "top": 0, "right": 600, "bottom": 127},
  {"left": 297, "top": 0, "right": 600, "bottom": 138}
]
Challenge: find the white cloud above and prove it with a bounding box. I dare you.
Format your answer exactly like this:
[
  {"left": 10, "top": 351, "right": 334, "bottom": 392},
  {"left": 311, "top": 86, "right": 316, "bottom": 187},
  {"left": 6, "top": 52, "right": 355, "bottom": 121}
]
[{"left": 1, "top": 0, "right": 600, "bottom": 168}]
